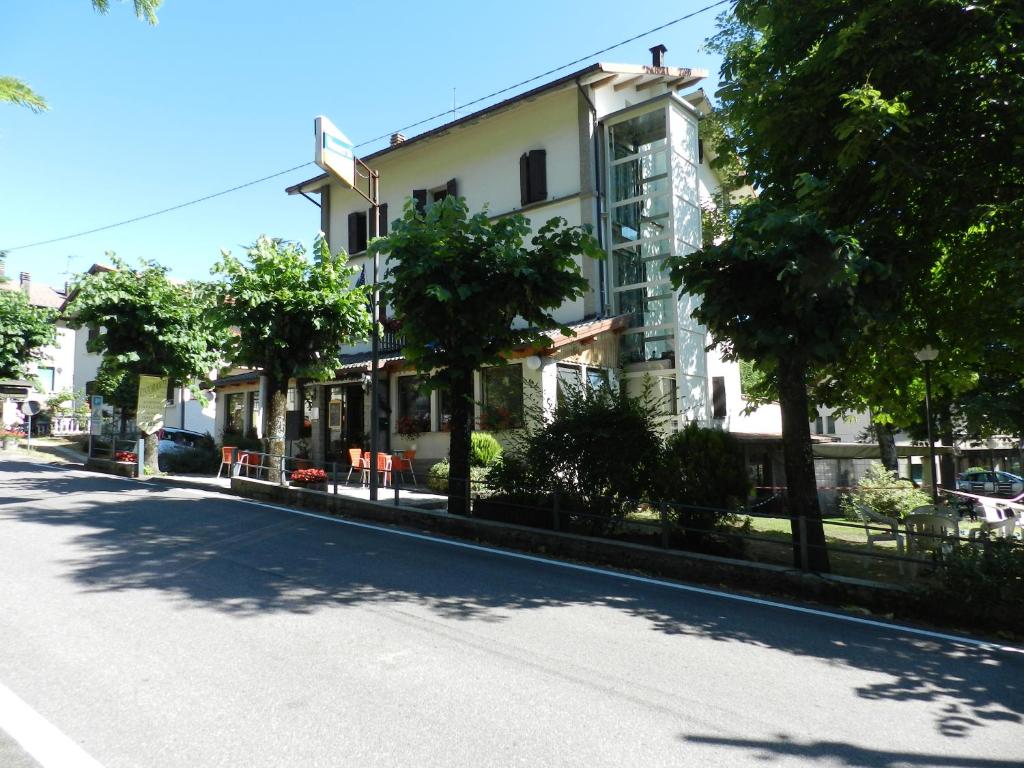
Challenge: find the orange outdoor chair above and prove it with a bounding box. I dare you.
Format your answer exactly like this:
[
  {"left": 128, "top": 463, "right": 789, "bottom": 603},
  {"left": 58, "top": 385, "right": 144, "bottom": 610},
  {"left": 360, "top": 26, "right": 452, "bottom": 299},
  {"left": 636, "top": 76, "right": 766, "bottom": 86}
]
[
  {"left": 345, "top": 448, "right": 367, "bottom": 484},
  {"left": 238, "top": 451, "right": 261, "bottom": 478},
  {"left": 392, "top": 449, "right": 417, "bottom": 486},
  {"left": 216, "top": 447, "right": 235, "bottom": 478},
  {"left": 360, "top": 451, "right": 392, "bottom": 487}
]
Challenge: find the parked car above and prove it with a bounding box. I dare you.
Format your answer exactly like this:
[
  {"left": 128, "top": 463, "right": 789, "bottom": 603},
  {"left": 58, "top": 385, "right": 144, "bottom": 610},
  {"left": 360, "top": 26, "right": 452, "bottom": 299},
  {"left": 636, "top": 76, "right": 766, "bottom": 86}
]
[
  {"left": 157, "top": 428, "right": 215, "bottom": 469},
  {"left": 955, "top": 469, "right": 1024, "bottom": 498}
]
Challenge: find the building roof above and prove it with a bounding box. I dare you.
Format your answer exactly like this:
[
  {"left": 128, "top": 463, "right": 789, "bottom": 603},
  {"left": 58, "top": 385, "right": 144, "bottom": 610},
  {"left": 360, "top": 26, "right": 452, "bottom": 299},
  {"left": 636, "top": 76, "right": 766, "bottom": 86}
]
[
  {"left": 210, "top": 371, "right": 261, "bottom": 388},
  {"left": 0, "top": 277, "right": 66, "bottom": 310},
  {"left": 286, "top": 61, "right": 707, "bottom": 195}
]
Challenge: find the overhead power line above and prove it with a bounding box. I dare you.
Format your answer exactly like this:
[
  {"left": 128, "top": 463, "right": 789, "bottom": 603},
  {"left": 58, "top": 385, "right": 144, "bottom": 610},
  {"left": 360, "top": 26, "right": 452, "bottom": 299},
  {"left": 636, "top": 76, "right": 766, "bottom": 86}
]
[
  {"left": 2, "top": 0, "right": 728, "bottom": 253},
  {"left": 354, "top": 0, "right": 730, "bottom": 148}
]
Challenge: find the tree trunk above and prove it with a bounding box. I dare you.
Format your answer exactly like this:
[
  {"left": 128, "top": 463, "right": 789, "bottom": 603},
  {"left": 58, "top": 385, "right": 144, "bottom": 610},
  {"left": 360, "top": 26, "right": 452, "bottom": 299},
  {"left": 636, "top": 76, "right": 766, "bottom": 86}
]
[
  {"left": 875, "top": 419, "right": 898, "bottom": 472},
  {"left": 446, "top": 367, "right": 474, "bottom": 516},
  {"left": 143, "top": 430, "right": 159, "bottom": 474},
  {"left": 267, "top": 385, "right": 287, "bottom": 483},
  {"left": 777, "top": 355, "right": 831, "bottom": 573}
]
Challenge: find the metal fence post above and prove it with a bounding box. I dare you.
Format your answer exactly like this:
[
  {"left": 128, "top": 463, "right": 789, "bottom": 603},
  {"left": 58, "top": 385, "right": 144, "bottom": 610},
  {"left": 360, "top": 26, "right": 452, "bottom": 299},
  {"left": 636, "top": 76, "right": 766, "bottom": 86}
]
[
  {"left": 552, "top": 489, "right": 560, "bottom": 531},
  {"left": 798, "top": 514, "right": 810, "bottom": 571},
  {"left": 394, "top": 470, "right": 400, "bottom": 507},
  {"left": 279, "top": 455, "right": 287, "bottom": 487},
  {"left": 465, "top": 476, "right": 472, "bottom": 516},
  {"left": 332, "top": 462, "right": 338, "bottom": 495},
  {"left": 660, "top": 502, "right": 670, "bottom": 549}
]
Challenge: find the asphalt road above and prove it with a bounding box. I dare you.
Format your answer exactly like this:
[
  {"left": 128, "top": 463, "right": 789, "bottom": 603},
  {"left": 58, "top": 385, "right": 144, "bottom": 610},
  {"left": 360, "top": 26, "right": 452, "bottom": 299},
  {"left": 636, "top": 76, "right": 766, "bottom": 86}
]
[{"left": 1, "top": 456, "right": 1021, "bottom": 767}]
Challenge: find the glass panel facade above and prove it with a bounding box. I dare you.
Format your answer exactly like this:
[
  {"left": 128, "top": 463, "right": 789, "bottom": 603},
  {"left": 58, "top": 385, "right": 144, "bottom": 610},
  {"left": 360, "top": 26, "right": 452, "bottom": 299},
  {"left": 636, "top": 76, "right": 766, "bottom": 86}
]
[
  {"left": 613, "top": 239, "right": 671, "bottom": 286},
  {"left": 610, "top": 110, "right": 667, "bottom": 159}
]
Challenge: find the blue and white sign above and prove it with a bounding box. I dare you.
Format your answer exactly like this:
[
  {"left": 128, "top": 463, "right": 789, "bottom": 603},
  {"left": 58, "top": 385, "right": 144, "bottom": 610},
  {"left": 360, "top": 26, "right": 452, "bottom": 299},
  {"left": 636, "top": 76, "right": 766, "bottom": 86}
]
[{"left": 314, "top": 115, "right": 355, "bottom": 189}]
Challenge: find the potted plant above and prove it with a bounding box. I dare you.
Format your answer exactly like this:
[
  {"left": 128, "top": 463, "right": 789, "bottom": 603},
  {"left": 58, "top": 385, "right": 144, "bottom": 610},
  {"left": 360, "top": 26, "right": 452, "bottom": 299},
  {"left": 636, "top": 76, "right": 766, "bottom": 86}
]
[
  {"left": 290, "top": 467, "right": 328, "bottom": 492},
  {"left": 114, "top": 450, "right": 138, "bottom": 463},
  {"left": 293, "top": 439, "right": 312, "bottom": 470},
  {"left": 1, "top": 429, "right": 19, "bottom": 450},
  {"left": 395, "top": 415, "right": 423, "bottom": 450}
]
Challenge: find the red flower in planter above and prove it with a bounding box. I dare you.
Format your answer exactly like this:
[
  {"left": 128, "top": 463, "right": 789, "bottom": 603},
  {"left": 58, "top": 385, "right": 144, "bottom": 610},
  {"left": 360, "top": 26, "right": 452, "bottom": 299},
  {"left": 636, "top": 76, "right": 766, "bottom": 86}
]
[
  {"left": 291, "top": 468, "right": 327, "bottom": 484},
  {"left": 115, "top": 451, "right": 138, "bottom": 463}
]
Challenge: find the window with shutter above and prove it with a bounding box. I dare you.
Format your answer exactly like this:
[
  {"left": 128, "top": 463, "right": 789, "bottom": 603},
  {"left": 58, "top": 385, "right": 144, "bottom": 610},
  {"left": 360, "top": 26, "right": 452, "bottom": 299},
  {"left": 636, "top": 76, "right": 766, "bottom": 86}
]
[
  {"left": 412, "top": 189, "right": 427, "bottom": 214},
  {"left": 348, "top": 211, "right": 368, "bottom": 252},
  {"left": 712, "top": 376, "right": 727, "bottom": 419},
  {"left": 519, "top": 150, "right": 547, "bottom": 205},
  {"left": 368, "top": 203, "right": 389, "bottom": 238}
]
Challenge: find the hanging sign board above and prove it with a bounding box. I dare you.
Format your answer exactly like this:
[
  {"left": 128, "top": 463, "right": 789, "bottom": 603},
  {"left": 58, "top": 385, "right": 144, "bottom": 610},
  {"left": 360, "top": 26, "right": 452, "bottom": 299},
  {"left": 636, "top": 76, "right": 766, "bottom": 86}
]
[
  {"left": 314, "top": 115, "right": 355, "bottom": 189},
  {"left": 135, "top": 375, "right": 168, "bottom": 434}
]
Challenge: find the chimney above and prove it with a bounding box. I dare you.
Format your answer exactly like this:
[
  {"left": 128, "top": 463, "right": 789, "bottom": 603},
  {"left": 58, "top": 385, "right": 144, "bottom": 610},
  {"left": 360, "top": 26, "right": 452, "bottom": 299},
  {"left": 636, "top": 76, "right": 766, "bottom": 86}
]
[
  {"left": 390, "top": 132, "right": 406, "bottom": 147},
  {"left": 19, "top": 272, "right": 30, "bottom": 292},
  {"left": 650, "top": 44, "right": 668, "bottom": 68}
]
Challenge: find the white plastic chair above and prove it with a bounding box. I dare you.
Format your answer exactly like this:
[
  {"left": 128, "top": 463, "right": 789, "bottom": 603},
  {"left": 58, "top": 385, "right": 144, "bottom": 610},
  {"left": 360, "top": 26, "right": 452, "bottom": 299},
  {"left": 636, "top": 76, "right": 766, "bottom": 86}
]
[
  {"left": 854, "top": 502, "right": 905, "bottom": 574},
  {"left": 968, "top": 516, "right": 1017, "bottom": 541},
  {"left": 904, "top": 513, "right": 958, "bottom": 577}
]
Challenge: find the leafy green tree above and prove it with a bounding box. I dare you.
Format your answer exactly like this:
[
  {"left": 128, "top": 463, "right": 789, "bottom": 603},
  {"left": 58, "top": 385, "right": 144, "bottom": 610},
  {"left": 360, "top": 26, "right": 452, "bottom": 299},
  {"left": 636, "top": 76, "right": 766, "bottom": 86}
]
[
  {"left": 65, "top": 257, "right": 224, "bottom": 471},
  {"left": 709, "top": 0, "right": 1023, "bottom": 464},
  {"left": 373, "top": 197, "right": 602, "bottom": 515},
  {"left": 670, "top": 202, "right": 873, "bottom": 572},
  {"left": 2, "top": 1, "right": 162, "bottom": 112},
  {"left": 0, "top": 288, "right": 56, "bottom": 380},
  {"left": 212, "top": 235, "right": 371, "bottom": 477}
]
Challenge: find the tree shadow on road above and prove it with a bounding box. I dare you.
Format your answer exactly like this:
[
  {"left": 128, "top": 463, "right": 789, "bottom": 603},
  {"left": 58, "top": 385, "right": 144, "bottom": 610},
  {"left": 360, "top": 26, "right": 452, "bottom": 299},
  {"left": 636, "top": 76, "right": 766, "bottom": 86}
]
[
  {"left": 2, "top": 459, "right": 1022, "bottom": 744},
  {"left": 678, "top": 732, "right": 1022, "bottom": 767}
]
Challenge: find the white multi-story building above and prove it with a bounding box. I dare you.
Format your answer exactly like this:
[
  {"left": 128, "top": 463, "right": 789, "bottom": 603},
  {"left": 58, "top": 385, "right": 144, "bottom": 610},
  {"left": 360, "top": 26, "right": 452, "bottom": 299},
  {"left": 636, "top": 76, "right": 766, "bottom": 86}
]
[{"left": 257, "top": 48, "right": 772, "bottom": 467}]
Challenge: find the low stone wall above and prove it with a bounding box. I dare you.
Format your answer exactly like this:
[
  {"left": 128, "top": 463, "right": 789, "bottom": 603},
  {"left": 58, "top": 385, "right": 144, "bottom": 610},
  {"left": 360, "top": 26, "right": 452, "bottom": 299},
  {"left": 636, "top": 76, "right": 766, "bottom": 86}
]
[
  {"left": 231, "top": 477, "right": 910, "bottom": 613},
  {"left": 85, "top": 457, "right": 138, "bottom": 479}
]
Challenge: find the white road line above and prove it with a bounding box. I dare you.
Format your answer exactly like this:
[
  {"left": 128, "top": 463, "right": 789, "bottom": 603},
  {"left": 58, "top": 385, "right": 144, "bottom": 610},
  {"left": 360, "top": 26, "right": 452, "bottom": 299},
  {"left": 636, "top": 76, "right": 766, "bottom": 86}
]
[
  {"left": 0, "top": 681, "right": 106, "bottom": 768},
  {"left": 227, "top": 496, "right": 1024, "bottom": 656}
]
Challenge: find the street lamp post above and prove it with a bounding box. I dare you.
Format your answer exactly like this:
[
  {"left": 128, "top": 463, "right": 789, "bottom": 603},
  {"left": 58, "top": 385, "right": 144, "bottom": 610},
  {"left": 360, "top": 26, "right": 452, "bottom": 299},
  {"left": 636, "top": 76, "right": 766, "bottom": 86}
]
[{"left": 915, "top": 345, "right": 940, "bottom": 503}]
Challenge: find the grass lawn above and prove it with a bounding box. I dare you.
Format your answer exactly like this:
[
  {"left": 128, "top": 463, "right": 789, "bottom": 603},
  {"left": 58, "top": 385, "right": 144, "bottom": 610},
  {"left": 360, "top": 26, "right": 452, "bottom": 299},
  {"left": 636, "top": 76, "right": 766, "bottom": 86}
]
[{"left": 626, "top": 506, "right": 987, "bottom": 584}]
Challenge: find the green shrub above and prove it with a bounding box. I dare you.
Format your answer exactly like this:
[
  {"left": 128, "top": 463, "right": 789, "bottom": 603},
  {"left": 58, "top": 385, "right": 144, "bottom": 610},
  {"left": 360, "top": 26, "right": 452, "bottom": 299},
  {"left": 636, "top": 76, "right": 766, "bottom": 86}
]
[
  {"left": 161, "top": 446, "right": 220, "bottom": 474},
  {"left": 487, "top": 381, "right": 662, "bottom": 533},
  {"left": 839, "top": 462, "right": 931, "bottom": 521},
  {"left": 925, "top": 539, "right": 1024, "bottom": 633},
  {"left": 470, "top": 431, "right": 502, "bottom": 467},
  {"left": 660, "top": 423, "right": 750, "bottom": 544},
  {"left": 426, "top": 459, "right": 491, "bottom": 494}
]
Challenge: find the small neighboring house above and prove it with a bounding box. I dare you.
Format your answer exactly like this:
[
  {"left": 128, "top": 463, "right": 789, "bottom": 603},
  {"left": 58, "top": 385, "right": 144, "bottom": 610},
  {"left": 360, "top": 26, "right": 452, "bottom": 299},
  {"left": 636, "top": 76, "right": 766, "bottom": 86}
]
[
  {"left": 0, "top": 267, "right": 78, "bottom": 432},
  {"left": 212, "top": 47, "right": 786, "bottom": 469},
  {"left": 63, "top": 263, "right": 218, "bottom": 437}
]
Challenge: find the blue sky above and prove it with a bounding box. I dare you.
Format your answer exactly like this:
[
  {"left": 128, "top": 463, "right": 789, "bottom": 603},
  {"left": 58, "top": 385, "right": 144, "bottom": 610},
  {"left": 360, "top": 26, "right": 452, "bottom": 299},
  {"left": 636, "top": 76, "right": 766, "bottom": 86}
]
[{"left": 1, "top": 0, "right": 726, "bottom": 290}]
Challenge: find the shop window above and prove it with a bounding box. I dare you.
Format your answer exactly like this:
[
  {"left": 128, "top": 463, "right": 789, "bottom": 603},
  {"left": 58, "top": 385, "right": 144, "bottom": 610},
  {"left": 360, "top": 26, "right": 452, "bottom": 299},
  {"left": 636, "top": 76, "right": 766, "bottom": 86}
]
[
  {"left": 481, "top": 364, "right": 523, "bottom": 430},
  {"left": 556, "top": 364, "right": 581, "bottom": 406},
  {"left": 396, "top": 375, "right": 431, "bottom": 435},
  {"left": 225, "top": 393, "right": 245, "bottom": 434}
]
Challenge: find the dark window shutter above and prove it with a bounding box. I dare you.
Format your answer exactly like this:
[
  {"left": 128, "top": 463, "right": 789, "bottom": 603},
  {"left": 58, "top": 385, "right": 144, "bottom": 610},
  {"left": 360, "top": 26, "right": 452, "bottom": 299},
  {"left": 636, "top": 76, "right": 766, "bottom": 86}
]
[
  {"left": 320, "top": 186, "right": 331, "bottom": 241},
  {"left": 712, "top": 376, "right": 727, "bottom": 419},
  {"left": 379, "top": 203, "right": 388, "bottom": 236},
  {"left": 446, "top": 178, "right": 458, "bottom": 198},
  {"left": 412, "top": 189, "right": 427, "bottom": 214},
  {"left": 698, "top": 139, "right": 704, "bottom": 164},
  {"left": 348, "top": 212, "right": 360, "bottom": 253},
  {"left": 368, "top": 206, "right": 377, "bottom": 238},
  {"left": 528, "top": 150, "right": 547, "bottom": 203},
  {"left": 519, "top": 153, "right": 530, "bottom": 206}
]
